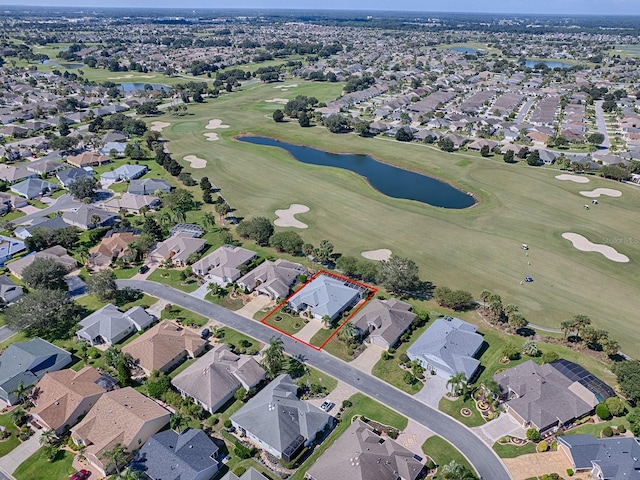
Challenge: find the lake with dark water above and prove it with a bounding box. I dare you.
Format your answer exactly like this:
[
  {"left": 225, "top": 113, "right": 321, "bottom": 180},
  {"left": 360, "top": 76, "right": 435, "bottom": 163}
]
[
  {"left": 238, "top": 136, "right": 476, "bottom": 209},
  {"left": 119, "top": 83, "right": 170, "bottom": 92},
  {"left": 524, "top": 60, "right": 572, "bottom": 69}
]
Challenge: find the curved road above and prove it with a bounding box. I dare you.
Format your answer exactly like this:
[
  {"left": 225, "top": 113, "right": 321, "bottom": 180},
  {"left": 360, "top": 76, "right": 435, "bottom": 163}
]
[{"left": 119, "top": 279, "right": 511, "bottom": 480}]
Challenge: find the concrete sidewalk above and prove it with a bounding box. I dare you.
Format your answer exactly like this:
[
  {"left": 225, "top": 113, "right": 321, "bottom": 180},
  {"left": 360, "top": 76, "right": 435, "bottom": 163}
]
[{"left": 0, "top": 429, "right": 43, "bottom": 474}]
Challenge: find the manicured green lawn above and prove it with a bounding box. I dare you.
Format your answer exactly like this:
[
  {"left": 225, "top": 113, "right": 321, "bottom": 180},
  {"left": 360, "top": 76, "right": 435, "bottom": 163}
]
[
  {"left": 162, "top": 305, "right": 208, "bottom": 327},
  {"left": 263, "top": 309, "right": 306, "bottom": 335},
  {"left": 154, "top": 79, "right": 640, "bottom": 356},
  {"left": 215, "top": 327, "right": 264, "bottom": 352},
  {"left": 0, "top": 412, "right": 21, "bottom": 457},
  {"left": 1, "top": 210, "right": 26, "bottom": 222},
  {"left": 290, "top": 392, "right": 407, "bottom": 480},
  {"left": 112, "top": 266, "right": 139, "bottom": 279},
  {"left": 493, "top": 440, "right": 538, "bottom": 458},
  {"left": 14, "top": 448, "right": 75, "bottom": 480},
  {"left": 438, "top": 395, "right": 486, "bottom": 428},
  {"left": 562, "top": 417, "right": 629, "bottom": 437},
  {"left": 422, "top": 435, "right": 475, "bottom": 473},
  {"left": 206, "top": 292, "right": 245, "bottom": 311},
  {"left": 147, "top": 268, "right": 200, "bottom": 292},
  {"left": 291, "top": 360, "right": 338, "bottom": 394},
  {"left": 168, "top": 356, "right": 198, "bottom": 379},
  {"left": 76, "top": 293, "right": 157, "bottom": 313}
]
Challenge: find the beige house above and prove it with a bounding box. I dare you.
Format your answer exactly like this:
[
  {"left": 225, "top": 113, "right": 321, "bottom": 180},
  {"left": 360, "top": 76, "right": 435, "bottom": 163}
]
[
  {"left": 350, "top": 298, "right": 416, "bottom": 349},
  {"left": 149, "top": 233, "right": 206, "bottom": 267},
  {"left": 71, "top": 387, "right": 170, "bottom": 475},
  {"left": 122, "top": 321, "right": 206, "bottom": 375},
  {"left": 237, "top": 259, "right": 306, "bottom": 300},
  {"left": 67, "top": 151, "right": 111, "bottom": 168},
  {"left": 30, "top": 366, "right": 113, "bottom": 434},
  {"left": 103, "top": 193, "right": 160, "bottom": 214},
  {"left": 7, "top": 245, "right": 77, "bottom": 279},
  {"left": 88, "top": 231, "right": 139, "bottom": 268},
  {"left": 192, "top": 245, "right": 256, "bottom": 286}
]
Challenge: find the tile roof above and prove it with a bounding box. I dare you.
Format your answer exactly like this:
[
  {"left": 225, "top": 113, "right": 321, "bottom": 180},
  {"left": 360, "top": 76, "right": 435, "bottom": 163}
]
[
  {"left": 151, "top": 233, "right": 206, "bottom": 265},
  {"left": 237, "top": 259, "right": 306, "bottom": 299},
  {"left": 192, "top": 245, "right": 256, "bottom": 280}
]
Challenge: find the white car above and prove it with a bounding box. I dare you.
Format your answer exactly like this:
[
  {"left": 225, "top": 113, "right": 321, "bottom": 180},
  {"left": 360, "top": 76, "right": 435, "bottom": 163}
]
[{"left": 320, "top": 401, "right": 335, "bottom": 412}]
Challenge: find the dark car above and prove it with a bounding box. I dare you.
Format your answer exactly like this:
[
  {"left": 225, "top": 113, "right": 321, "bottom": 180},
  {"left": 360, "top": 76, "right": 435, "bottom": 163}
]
[
  {"left": 69, "top": 470, "right": 91, "bottom": 480},
  {"left": 201, "top": 328, "right": 211, "bottom": 339},
  {"left": 525, "top": 276, "right": 533, "bottom": 282},
  {"left": 138, "top": 265, "right": 150, "bottom": 274}
]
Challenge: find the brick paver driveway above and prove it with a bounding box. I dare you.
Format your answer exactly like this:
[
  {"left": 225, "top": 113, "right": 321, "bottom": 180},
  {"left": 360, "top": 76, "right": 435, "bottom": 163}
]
[{"left": 503, "top": 451, "right": 571, "bottom": 480}]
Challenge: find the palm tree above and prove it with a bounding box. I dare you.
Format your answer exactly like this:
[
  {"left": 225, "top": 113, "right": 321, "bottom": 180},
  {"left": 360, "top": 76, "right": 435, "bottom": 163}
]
[
  {"left": 158, "top": 211, "right": 173, "bottom": 227},
  {"left": 170, "top": 412, "right": 189, "bottom": 433},
  {"left": 39, "top": 429, "right": 58, "bottom": 446},
  {"left": 139, "top": 206, "right": 149, "bottom": 217},
  {"left": 504, "top": 304, "right": 519, "bottom": 318},
  {"left": 202, "top": 212, "right": 216, "bottom": 230},
  {"left": 90, "top": 214, "right": 101, "bottom": 228},
  {"left": 9, "top": 407, "right": 27, "bottom": 426},
  {"left": 522, "top": 340, "right": 539, "bottom": 357},
  {"left": 446, "top": 372, "right": 468, "bottom": 397},
  {"left": 11, "top": 381, "right": 30, "bottom": 405},
  {"left": 508, "top": 312, "right": 527, "bottom": 330},
  {"left": 560, "top": 320, "right": 574, "bottom": 340},
  {"left": 441, "top": 460, "right": 465, "bottom": 479},
  {"left": 481, "top": 379, "right": 501, "bottom": 401},
  {"left": 101, "top": 443, "right": 128, "bottom": 475},
  {"left": 572, "top": 314, "right": 591, "bottom": 338},
  {"left": 262, "top": 336, "right": 285, "bottom": 379},
  {"left": 338, "top": 322, "right": 360, "bottom": 342},
  {"left": 121, "top": 468, "right": 144, "bottom": 480},
  {"left": 479, "top": 290, "right": 491, "bottom": 304},
  {"left": 321, "top": 315, "right": 332, "bottom": 329}
]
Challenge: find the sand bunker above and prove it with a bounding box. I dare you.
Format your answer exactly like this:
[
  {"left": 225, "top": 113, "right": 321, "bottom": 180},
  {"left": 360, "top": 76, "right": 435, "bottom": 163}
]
[
  {"left": 107, "top": 74, "right": 156, "bottom": 80},
  {"left": 562, "top": 233, "right": 629, "bottom": 263},
  {"left": 203, "top": 132, "right": 219, "bottom": 141},
  {"left": 579, "top": 188, "right": 622, "bottom": 198},
  {"left": 150, "top": 121, "right": 170, "bottom": 132},
  {"left": 555, "top": 174, "right": 590, "bottom": 184},
  {"left": 265, "top": 98, "right": 289, "bottom": 104},
  {"left": 205, "top": 119, "right": 230, "bottom": 130},
  {"left": 273, "top": 84, "right": 298, "bottom": 89},
  {"left": 274, "top": 204, "right": 309, "bottom": 229},
  {"left": 183, "top": 155, "right": 207, "bottom": 169},
  {"left": 361, "top": 249, "right": 392, "bottom": 261}
]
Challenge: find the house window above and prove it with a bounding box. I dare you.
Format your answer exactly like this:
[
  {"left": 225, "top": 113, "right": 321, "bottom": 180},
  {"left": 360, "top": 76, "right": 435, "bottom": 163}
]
[{"left": 138, "top": 438, "right": 141, "bottom": 445}]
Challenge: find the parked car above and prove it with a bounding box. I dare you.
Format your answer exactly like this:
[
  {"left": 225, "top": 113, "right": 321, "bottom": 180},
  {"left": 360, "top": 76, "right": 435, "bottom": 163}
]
[
  {"left": 320, "top": 401, "right": 335, "bottom": 412},
  {"left": 201, "top": 328, "right": 211, "bottom": 339},
  {"left": 69, "top": 470, "right": 91, "bottom": 480},
  {"left": 138, "top": 265, "right": 150, "bottom": 274},
  {"left": 524, "top": 276, "right": 533, "bottom": 282}
]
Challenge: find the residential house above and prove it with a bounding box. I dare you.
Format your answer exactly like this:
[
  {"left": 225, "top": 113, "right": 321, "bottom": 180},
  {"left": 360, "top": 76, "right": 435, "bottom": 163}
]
[
  {"left": 407, "top": 316, "right": 483, "bottom": 381},
  {"left": 150, "top": 233, "right": 206, "bottom": 267},
  {"left": 8, "top": 245, "right": 77, "bottom": 279},
  {"left": 0, "top": 337, "right": 72, "bottom": 405},
  {"left": 66, "top": 151, "right": 111, "bottom": 168},
  {"left": 87, "top": 230, "right": 140, "bottom": 268},
  {"left": 349, "top": 298, "right": 416, "bottom": 349},
  {"left": 30, "top": 366, "right": 116, "bottom": 434},
  {"left": 172, "top": 343, "right": 266, "bottom": 414},
  {"left": 192, "top": 245, "right": 256, "bottom": 286},
  {"left": 56, "top": 168, "right": 95, "bottom": 188},
  {"left": 131, "top": 428, "right": 219, "bottom": 480},
  {"left": 237, "top": 259, "right": 306, "bottom": 300},
  {"left": 0, "top": 275, "right": 23, "bottom": 304},
  {"left": 98, "top": 141, "right": 127, "bottom": 157},
  {"left": 0, "top": 234, "right": 25, "bottom": 264},
  {"left": 128, "top": 178, "right": 172, "bottom": 195},
  {"left": 14, "top": 216, "right": 69, "bottom": 239},
  {"left": 220, "top": 469, "right": 269, "bottom": 480},
  {"left": 169, "top": 224, "right": 205, "bottom": 238},
  {"left": 230, "top": 374, "right": 332, "bottom": 461},
  {"left": 0, "top": 192, "right": 28, "bottom": 210},
  {"left": 99, "top": 164, "right": 148, "bottom": 187},
  {"left": 25, "top": 157, "right": 64, "bottom": 176},
  {"left": 306, "top": 419, "right": 425, "bottom": 480},
  {"left": 76, "top": 303, "right": 155, "bottom": 346},
  {"left": 103, "top": 193, "right": 160, "bottom": 214},
  {"left": 494, "top": 359, "right": 615, "bottom": 434},
  {"left": 558, "top": 435, "right": 640, "bottom": 480},
  {"left": 0, "top": 165, "right": 38, "bottom": 184},
  {"left": 122, "top": 321, "right": 206, "bottom": 375},
  {"left": 63, "top": 205, "right": 118, "bottom": 230},
  {"left": 71, "top": 387, "right": 170, "bottom": 475},
  {"left": 287, "top": 274, "right": 363, "bottom": 322},
  {"left": 10, "top": 177, "right": 57, "bottom": 199}
]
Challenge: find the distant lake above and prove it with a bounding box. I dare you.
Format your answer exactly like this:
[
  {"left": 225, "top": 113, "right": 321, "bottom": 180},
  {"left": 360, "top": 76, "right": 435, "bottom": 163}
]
[
  {"left": 119, "top": 82, "right": 170, "bottom": 92},
  {"left": 616, "top": 45, "right": 640, "bottom": 55},
  {"left": 238, "top": 136, "right": 476, "bottom": 209},
  {"left": 524, "top": 60, "right": 572, "bottom": 69},
  {"left": 450, "top": 47, "right": 482, "bottom": 54},
  {"left": 43, "top": 60, "right": 83, "bottom": 69}
]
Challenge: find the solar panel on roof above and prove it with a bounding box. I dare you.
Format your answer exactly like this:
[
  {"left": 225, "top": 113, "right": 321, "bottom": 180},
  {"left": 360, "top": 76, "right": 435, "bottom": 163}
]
[{"left": 551, "top": 359, "right": 615, "bottom": 402}]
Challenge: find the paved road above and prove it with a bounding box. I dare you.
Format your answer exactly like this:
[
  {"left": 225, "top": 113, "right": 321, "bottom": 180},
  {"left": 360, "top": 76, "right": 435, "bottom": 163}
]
[
  {"left": 516, "top": 96, "right": 536, "bottom": 124},
  {"left": 13, "top": 193, "right": 82, "bottom": 226},
  {"left": 119, "top": 279, "right": 511, "bottom": 480},
  {"left": 0, "top": 326, "right": 15, "bottom": 343},
  {"left": 594, "top": 100, "right": 611, "bottom": 154}
]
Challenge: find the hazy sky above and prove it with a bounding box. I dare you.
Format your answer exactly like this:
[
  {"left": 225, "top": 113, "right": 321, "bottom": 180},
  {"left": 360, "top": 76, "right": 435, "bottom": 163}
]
[{"left": 1, "top": 0, "right": 639, "bottom": 15}]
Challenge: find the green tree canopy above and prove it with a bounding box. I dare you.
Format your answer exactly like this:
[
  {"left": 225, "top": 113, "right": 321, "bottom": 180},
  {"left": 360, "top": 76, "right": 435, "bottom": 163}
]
[
  {"left": 236, "top": 217, "right": 274, "bottom": 246},
  {"left": 68, "top": 176, "right": 98, "bottom": 201},
  {"left": 377, "top": 254, "right": 421, "bottom": 294},
  {"left": 613, "top": 361, "right": 640, "bottom": 405},
  {"left": 86, "top": 269, "right": 118, "bottom": 302},
  {"left": 22, "top": 257, "right": 68, "bottom": 291},
  {"left": 269, "top": 231, "right": 304, "bottom": 254}
]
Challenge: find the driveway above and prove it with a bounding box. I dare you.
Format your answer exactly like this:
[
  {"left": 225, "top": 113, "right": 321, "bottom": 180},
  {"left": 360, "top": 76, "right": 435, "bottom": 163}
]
[
  {"left": 349, "top": 343, "right": 384, "bottom": 374},
  {"left": 503, "top": 451, "right": 572, "bottom": 480},
  {"left": 17, "top": 205, "right": 41, "bottom": 215},
  {"left": 0, "top": 326, "right": 16, "bottom": 343},
  {"left": 0, "top": 428, "right": 43, "bottom": 474},
  {"left": 295, "top": 318, "right": 323, "bottom": 343},
  {"left": 413, "top": 373, "right": 449, "bottom": 408},
  {"left": 235, "top": 294, "right": 273, "bottom": 320},
  {"left": 117, "top": 279, "right": 512, "bottom": 480},
  {"left": 396, "top": 419, "right": 435, "bottom": 457},
  {"left": 13, "top": 194, "right": 82, "bottom": 226},
  {"left": 474, "top": 412, "right": 527, "bottom": 445}
]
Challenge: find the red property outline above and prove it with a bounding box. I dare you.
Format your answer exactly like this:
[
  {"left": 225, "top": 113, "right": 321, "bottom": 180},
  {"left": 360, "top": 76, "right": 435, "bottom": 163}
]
[{"left": 260, "top": 270, "right": 377, "bottom": 350}]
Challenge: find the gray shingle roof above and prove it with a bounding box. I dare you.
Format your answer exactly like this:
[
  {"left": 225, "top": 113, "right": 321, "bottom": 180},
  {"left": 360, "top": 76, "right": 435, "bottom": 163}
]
[
  {"left": 132, "top": 428, "right": 218, "bottom": 480},
  {"left": 288, "top": 274, "right": 361, "bottom": 321},
  {"left": 220, "top": 468, "right": 269, "bottom": 480},
  {"left": 128, "top": 178, "right": 172, "bottom": 195},
  {"left": 407, "top": 316, "right": 482, "bottom": 380},
  {"left": 558, "top": 435, "right": 640, "bottom": 480},
  {"left": 10, "top": 178, "right": 57, "bottom": 199},
  {"left": 350, "top": 298, "right": 416, "bottom": 348},
  {"left": 230, "top": 374, "right": 330, "bottom": 457}
]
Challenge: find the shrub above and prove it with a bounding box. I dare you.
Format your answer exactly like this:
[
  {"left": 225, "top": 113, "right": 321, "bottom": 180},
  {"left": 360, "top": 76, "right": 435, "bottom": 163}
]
[
  {"left": 426, "top": 459, "right": 435, "bottom": 470},
  {"left": 233, "top": 467, "right": 247, "bottom": 477},
  {"left": 224, "top": 419, "right": 232, "bottom": 428},
  {"left": 399, "top": 353, "right": 410, "bottom": 364},
  {"left": 386, "top": 428, "right": 399, "bottom": 439},
  {"left": 566, "top": 468, "right": 574, "bottom": 477},
  {"left": 602, "top": 426, "right": 613, "bottom": 437},
  {"left": 542, "top": 351, "right": 559, "bottom": 364},
  {"left": 342, "top": 400, "right": 353, "bottom": 408},
  {"left": 617, "top": 424, "right": 626, "bottom": 434},
  {"left": 381, "top": 351, "right": 390, "bottom": 360},
  {"left": 605, "top": 397, "right": 626, "bottom": 417},
  {"left": 537, "top": 441, "right": 548, "bottom": 452},
  {"left": 596, "top": 402, "right": 612, "bottom": 420},
  {"left": 526, "top": 427, "right": 541, "bottom": 442},
  {"left": 388, "top": 348, "right": 396, "bottom": 354}
]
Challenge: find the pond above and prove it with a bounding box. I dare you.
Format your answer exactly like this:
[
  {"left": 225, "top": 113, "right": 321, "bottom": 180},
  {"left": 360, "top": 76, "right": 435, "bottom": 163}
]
[
  {"left": 119, "top": 82, "right": 170, "bottom": 92},
  {"left": 450, "top": 47, "right": 483, "bottom": 54},
  {"left": 524, "top": 60, "right": 572, "bottom": 69},
  {"left": 43, "top": 60, "right": 83, "bottom": 69},
  {"left": 238, "top": 136, "right": 476, "bottom": 209}
]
